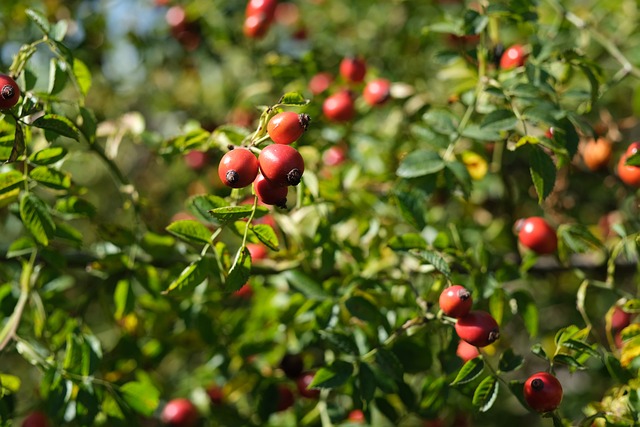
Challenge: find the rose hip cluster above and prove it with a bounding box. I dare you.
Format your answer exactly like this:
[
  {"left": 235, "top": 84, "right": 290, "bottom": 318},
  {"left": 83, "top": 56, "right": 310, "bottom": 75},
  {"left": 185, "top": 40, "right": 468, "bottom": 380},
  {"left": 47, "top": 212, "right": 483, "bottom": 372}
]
[
  {"left": 309, "top": 56, "right": 393, "bottom": 124},
  {"left": 217, "top": 110, "right": 308, "bottom": 208},
  {"left": 243, "top": 0, "right": 277, "bottom": 39},
  {"left": 439, "top": 285, "right": 500, "bottom": 348}
]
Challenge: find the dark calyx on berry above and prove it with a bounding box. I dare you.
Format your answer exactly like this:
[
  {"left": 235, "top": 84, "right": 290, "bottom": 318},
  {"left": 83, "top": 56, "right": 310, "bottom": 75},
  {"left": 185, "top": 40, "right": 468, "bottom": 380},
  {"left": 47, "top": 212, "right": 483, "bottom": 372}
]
[
  {"left": 1, "top": 85, "right": 14, "bottom": 100},
  {"left": 458, "top": 288, "right": 471, "bottom": 300},
  {"left": 299, "top": 113, "right": 311, "bottom": 131},
  {"left": 287, "top": 168, "right": 302, "bottom": 186},
  {"left": 531, "top": 378, "right": 544, "bottom": 390},
  {"left": 226, "top": 170, "right": 239, "bottom": 184}
]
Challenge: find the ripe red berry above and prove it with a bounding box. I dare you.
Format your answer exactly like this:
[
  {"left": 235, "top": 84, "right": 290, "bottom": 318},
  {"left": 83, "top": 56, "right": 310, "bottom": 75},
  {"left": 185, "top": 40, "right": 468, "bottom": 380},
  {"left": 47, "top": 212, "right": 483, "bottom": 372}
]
[
  {"left": 323, "top": 91, "right": 355, "bottom": 122},
  {"left": 339, "top": 57, "right": 367, "bottom": 83},
  {"left": 618, "top": 144, "right": 640, "bottom": 187},
  {"left": 254, "top": 173, "right": 288, "bottom": 207},
  {"left": 267, "top": 112, "right": 310, "bottom": 145},
  {"left": 296, "top": 372, "right": 320, "bottom": 399},
  {"left": 363, "top": 78, "right": 391, "bottom": 106},
  {"left": 243, "top": 13, "right": 271, "bottom": 39},
  {"left": 323, "top": 145, "right": 347, "bottom": 167},
  {"left": 276, "top": 385, "right": 295, "bottom": 411},
  {"left": 0, "top": 74, "right": 20, "bottom": 110},
  {"left": 517, "top": 217, "right": 557, "bottom": 255},
  {"left": 22, "top": 411, "right": 50, "bottom": 427},
  {"left": 348, "top": 409, "right": 365, "bottom": 424},
  {"left": 456, "top": 340, "right": 480, "bottom": 362},
  {"left": 455, "top": 311, "right": 500, "bottom": 348},
  {"left": 499, "top": 44, "right": 527, "bottom": 70},
  {"left": 258, "top": 144, "right": 304, "bottom": 186},
  {"left": 611, "top": 306, "right": 632, "bottom": 332},
  {"left": 439, "top": 285, "right": 473, "bottom": 318},
  {"left": 233, "top": 283, "right": 253, "bottom": 299},
  {"left": 523, "top": 372, "right": 563, "bottom": 413},
  {"left": 161, "top": 398, "right": 199, "bottom": 427},
  {"left": 545, "top": 127, "right": 554, "bottom": 139},
  {"left": 309, "top": 72, "right": 333, "bottom": 95},
  {"left": 246, "top": 242, "right": 268, "bottom": 261},
  {"left": 184, "top": 150, "right": 209, "bottom": 170},
  {"left": 218, "top": 147, "right": 259, "bottom": 188},
  {"left": 246, "top": 0, "right": 277, "bottom": 22},
  {"left": 206, "top": 385, "right": 224, "bottom": 405}
]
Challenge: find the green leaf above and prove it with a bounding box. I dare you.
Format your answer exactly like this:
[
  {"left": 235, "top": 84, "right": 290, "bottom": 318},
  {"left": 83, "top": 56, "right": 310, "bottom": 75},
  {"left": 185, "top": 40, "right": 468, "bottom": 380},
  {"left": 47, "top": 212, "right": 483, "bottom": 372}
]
[
  {"left": 50, "top": 20, "right": 68, "bottom": 41},
  {"left": 318, "top": 330, "right": 360, "bottom": 355},
  {"left": 226, "top": 247, "right": 251, "bottom": 293},
  {"left": 489, "top": 288, "right": 505, "bottom": 326},
  {"left": 79, "top": 107, "right": 97, "bottom": 143},
  {"left": 20, "top": 194, "right": 55, "bottom": 246},
  {"left": 73, "top": 58, "right": 92, "bottom": 96},
  {"left": 562, "top": 339, "right": 600, "bottom": 359},
  {"left": 422, "top": 109, "right": 458, "bottom": 135},
  {"left": 346, "top": 296, "right": 384, "bottom": 325},
  {"left": 187, "top": 194, "right": 227, "bottom": 223},
  {"left": 279, "top": 92, "right": 308, "bottom": 106},
  {"left": 0, "top": 374, "right": 21, "bottom": 394},
  {"left": 374, "top": 348, "right": 404, "bottom": 380},
  {"left": 29, "top": 166, "right": 71, "bottom": 190},
  {"left": 480, "top": 109, "right": 518, "bottom": 132},
  {"left": 498, "top": 349, "right": 524, "bottom": 372},
  {"left": 113, "top": 280, "right": 134, "bottom": 321},
  {"left": 472, "top": 376, "right": 499, "bottom": 412},
  {"left": 554, "top": 325, "right": 581, "bottom": 346},
  {"left": 553, "top": 354, "right": 585, "bottom": 369},
  {"left": 210, "top": 205, "right": 268, "bottom": 222},
  {"left": 166, "top": 220, "right": 212, "bottom": 245},
  {"left": 33, "top": 114, "right": 80, "bottom": 141},
  {"left": 119, "top": 381, "right": 160, "bottom": 417},
  {"left": 29, "top": 147, "right": 68, "bottom": 165},
  {"left": 513, "top": 291, "right": 538, "bottom": 338},
  {"left": 388, "top": 233, "right": 427, "bottom": 250},
  {"left": 397, "top": 150, "right": 445, "bottom": 178},
  {"left": 557, "top": 224, "right": 604, "bottom": 262},
  {"left": 626, "top": 152, "right": 640, "bottom": 166},
  {"left": 283, "top": 270, "right": 328, "bottom": 299},
  {"left": 54, "top": 222, "right": 83, "bottom": 245},
  {"left": 451, "top": 357, "right": 484, "bottom": 385},
  {"left": 392, "top": 180, "right": 432, "bottom": 230},
  {"left": 461, "top": 124, "right": 501, "bottom": 141},
  {"left": 164, "top": 256, "right": 211, "bottom": 293},
  {"left": 309, "top": 360, "right": 353, "bottom": 389},
  {"left": 412, "top": 250, "right": 451, "bottom": 278},
  {"left": 26, "top": 9, "right": 51, "bottom": 34},
  {"left": 529, "top": 145, "right": 556, "bottom": 203},
  {"left": 48, "top": 59, "right": 67, "bottom": 95},
  {"left": 358, "top": 363, "right": 376, "bottom": 403},
  {"left": 251, "top": 223, "right": 279, "bottom": 251},
  {"left": 0, "top": 170, "right": 24, "bottom": 194},
  {"left": 622, "top": 299, "right": 640, "bottom": 314},
  {"left": 530, "top": 344, "right": 548, "bottom": 360},
  {"left": 8, "top": 123, "right": 25, "bottom": 163},
  {"left": 55, "top": 196, "right": 96, "bottom": 218}
]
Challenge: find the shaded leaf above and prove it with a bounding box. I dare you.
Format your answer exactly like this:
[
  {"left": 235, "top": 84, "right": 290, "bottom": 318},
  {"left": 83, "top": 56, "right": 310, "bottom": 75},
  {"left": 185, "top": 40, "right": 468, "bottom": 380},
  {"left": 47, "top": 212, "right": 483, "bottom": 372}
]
[
  {"left": 472, "top": 376, "right": 499, "bottom": 412},
  {"left": 164, "top": 256, "right": 211, "bottom": 293},
  {"left": 120, "top": 382, "right": 160, "bottom": 417},
  {"left": 481, "top": 109, "right": 518, "bottom": 132},
  {"left": 33, "top": 114, "right": 79, "bottom": 141},
  {"left": 397, "top": 150, "right": 445, "bottom": 178},
  {"left": 529, "top": 146, "right": 556, "bottom": 203},
  {"left": 20, "top": 194, "right": 55, "bottom": 246},
  {"left": 309, "top": 360, "right": 353, "bottom": 389},
  {"left": 498, "top": 349, "right": 524, "bottom": 372},
  {"left": 226, "top": 246, "right": 251, "bottom": 293},
  {"left": 29, "top": 147, "right": 68, "bottom": 165},
  {"left": 279, "top": 92, "right": 307, "bottom": 106},
  {"left": 252, "top": 223, "right": 279, "bottom": 251},
  {"left": 283, "top": 270, "right": 328, "bottom": 299},
  {"left": 166, "top": 220, "right": 212, "bottom": 245},
  {"left": 210, "top": 205, "right": 269, "bottom": 222},
  {"left": 388, "top": 233, "right": 427, "bottom": 251},
  {"left": 412, "top": 249, "right": 451, "bottom": 278},
  {"left": 451, "top": 357, "right": 484, "bottom": 385},
  {"left": 29, "top": 166, "right": 71, "bottom": 190}
]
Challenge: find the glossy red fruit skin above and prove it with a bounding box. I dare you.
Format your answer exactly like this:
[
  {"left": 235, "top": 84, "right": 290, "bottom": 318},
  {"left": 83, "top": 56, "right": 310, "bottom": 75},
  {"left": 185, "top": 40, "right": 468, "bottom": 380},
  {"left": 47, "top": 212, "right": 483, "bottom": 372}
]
[
  {"left": 339, "top": 57, "right": 367, "bottom": 83},
  {"left": 246, "top": 0, "right": 277, "bottom": 21},
  {"left": 22, "top": 411, "right": 50, "bottom": 427},
  {"left": 363, "top": 78, "right": 391, "bottom": 106},
  {"left": 348, "top": 409, "right": 365, "bottom": 424},
  {"left": 523, "top": 372, "right": 563, "bottom": 413},
  {"left": 499, "top": 44, "right": 527, "bottom": 70},
  {"left": 611, "top": 306, "right": 632, "bottom": 332},
  {"left": 267, "top": 112, "right": 310, "bottom": 145},
  {"left": 258, "top": 144, "right": 304, "bottom": 186},
  {"left": 254, "top": 173, "right": 288, "bottom": 207},
  {"left": 309, "top": 72, "right": 333, "bottom": 95},
  {"left": 323, "top": 91, "right": 355, "bottom": 122},
  {"left": 517, "top": 217, "right": 557, "bottom": 255},
  {"left": 243, "top": 13, "right": 270, "bottom": 39},
  {"left": 456, "top": 340, "right": 480, "bottom": 362},
  {"left": 161, "top": 398, "right": 199, "bottom": 427},
  {"left": 296, "top": 372, "right": 320, "bottom": 398},
  {"left": 618, "top": 151, "right": 640, "bottom": 187},
  {"left": 439, "top": 285, "right": 473, "bottom": 318},
  {"left": 0, "top": 74, "right": 20, "bottom": 110},
  {"left": 234, "top": 283, "right": 253, "bottom": 299},
  {"left": 276, "top": 385, "right": 295, "bottom": 411},
  {"left": 626, "top": 142, "right": 640, "bottom": 157},
  {"left": 246, "top": 243, "right": 268, "bottom": 261},
  {"left": 218, "top": 148, "right": 259, "bottom": 188},
  {"left": 455, "top": 311, "right": 500, "bottom": 348}
]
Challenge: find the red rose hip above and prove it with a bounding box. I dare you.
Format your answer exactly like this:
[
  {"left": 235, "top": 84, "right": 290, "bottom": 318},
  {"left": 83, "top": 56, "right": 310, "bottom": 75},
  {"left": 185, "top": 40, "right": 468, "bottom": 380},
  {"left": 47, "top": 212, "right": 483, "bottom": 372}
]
[
  {"left": 246, "top": 0, "right": 277, "bottom": 21},
  {"left": 456, "top": 340, "right": 480, "bottom": 362},
  {"left": 267, "top": 111, "right": 310, "bottom": 145},
  {"left": 363, "top": 78, "right": 391, "bottom": 106},
  {"left": 499, "top": 44, "right": 527, "bottom": 70},
  {"left": 243, "top": 13, "right": 270, "bottom": 39},
  {"left": 439, "top": 285, "right": 472, "bottom": 318},
  {"left": 339, "top": 57, "right": 367, "bottom": 83},
  {"left": 309, "top": 72, "right": 333, "bottom": 95},
  {"left": 455, "top": 311, "right": 500, "bottom": 347},
  {"left": 246, "top": 242, "right": 268, "bottom": 261},
  {"left": 161, "top": 398, "right": 199, "bottom": 427},
  {"left": 258, "top": 144, "right": 304, "bottom": 186},
  {"left": 254, "top": 173, "right": 288, "bottom": 207},
  {"left": 517, "top": 217, "right": 557, "bottom": 255},
  {"left": 296, "top": 372, "right": 320, "bottom": 399},
  {"left": 22, "top": 411, "right": 50, "bottom": 427},
  {"left": 276, "top": 385, "right": 295, "bottom": 411},
  {"left": 218, "top": 147, "right": 259, "bottom": 188},
  {"left": 323, "top": 91, "right": 355, "bottom": 122},
  {"left": 618, "top": 144, "right": 640, "bottom": 187},
  {"left": 523, "top": 372, "right": 563, "bottom": 413},
  {"left": 0, "top": 74, "right": 20, "bottom": 110}
]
